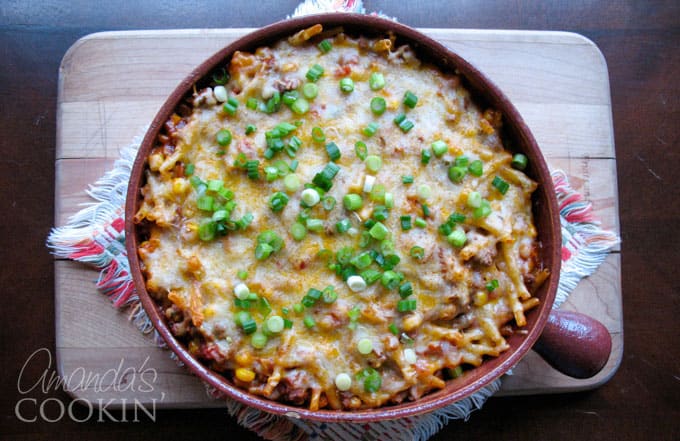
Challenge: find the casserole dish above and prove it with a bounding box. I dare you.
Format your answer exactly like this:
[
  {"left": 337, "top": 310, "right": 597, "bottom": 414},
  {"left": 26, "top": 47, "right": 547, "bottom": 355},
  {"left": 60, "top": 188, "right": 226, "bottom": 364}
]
[{"left": 125, "top": 13, "right": 610, "bottom": 421}]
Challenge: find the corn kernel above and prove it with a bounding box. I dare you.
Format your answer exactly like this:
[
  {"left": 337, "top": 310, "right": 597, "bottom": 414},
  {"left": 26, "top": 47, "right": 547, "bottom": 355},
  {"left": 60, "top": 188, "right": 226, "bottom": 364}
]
[
  {"left": 235, "top": 350, "right": 253, "bottom": 366},
  {"left": 173, "top": 178, "right": 189, "bottom": 195},
  {"left": 202, "top": 306, "right": 215, "bottom": 319},
  {"left": 474, "top": 291, "right": 488, "bottom": 306},
  {"left": 235, "top": 368, "right": 256, "bottom": 382}
]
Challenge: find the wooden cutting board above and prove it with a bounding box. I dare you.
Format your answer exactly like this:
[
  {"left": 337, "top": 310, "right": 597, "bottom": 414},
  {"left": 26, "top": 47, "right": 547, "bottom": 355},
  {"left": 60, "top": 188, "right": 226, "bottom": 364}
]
[{"left": 54, "top": 29, "right": 622, "bottom": 407}]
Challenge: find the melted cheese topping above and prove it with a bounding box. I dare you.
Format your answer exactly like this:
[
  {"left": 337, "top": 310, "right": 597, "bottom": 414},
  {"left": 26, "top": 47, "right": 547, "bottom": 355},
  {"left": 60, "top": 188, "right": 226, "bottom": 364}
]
[{"left": 135, "top": 29, "right": 542, "bottom": 410}]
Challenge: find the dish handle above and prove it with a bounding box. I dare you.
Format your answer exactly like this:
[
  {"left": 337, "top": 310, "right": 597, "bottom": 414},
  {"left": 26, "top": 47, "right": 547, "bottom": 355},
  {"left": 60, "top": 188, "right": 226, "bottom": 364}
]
[{"left": 533, "top": 310, "right": 612, "bottom": 379}]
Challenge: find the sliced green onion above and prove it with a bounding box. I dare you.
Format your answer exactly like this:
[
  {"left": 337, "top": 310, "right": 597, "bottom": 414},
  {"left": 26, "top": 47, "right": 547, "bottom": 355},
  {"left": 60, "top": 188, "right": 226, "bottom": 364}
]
[
  {"left": 393, "top": 112, "right": 406, "bottom": 125},
  {"left": 343, "top": 194, "right": 363, "bottom": 211},
  {"left": 403, "top": 90, "right": 418, "bottom": 108},
  {"left": 283, "top": 173, "right": 301, "bottom": 193},
  {"left": 251, "top": 331, "right": 267, "bottom": 348},
  {"left": 421, "top": 203, "right": 431, "bottom": 218},
  {"left": 370, "top": 96, "right": 386, "bottom": 115},
  {"left": 421, "top": 149, "right": 431, "bottom": 165},
  {"left": 269, "top": 192, "right": 289, "bottom": 212},
  {"left": 246, "top": 97, "right": 258, "bottom": 110},
  {"left": 237, "top": 270, "right": 248, "bottom": 280},
  {"left": 266, "top": 315, "right": 285, "bottom": 333},
  {"left": 263, "top": 91, "right": 281, "bottom": 114},
  {"left": 486, "top": 279, "right": 499, "bottom": 292},
  {"left": 399, "top": 281, "right": 413, "bottom": 299},
  {"left": 400, "top": 215, "right": 412, "bottom": 230},
  {"left": 474, "top": 199, "right": 492, "bottom": 219},
  {"left": 322, "top": 286, "right": 338, "bottom": 304},
  {"left": 299, "top": 84, "right": 317, "bottom": 101},
  {"left": 455, "top": 156, "right": 469, "bottom": 167},
  {"left": 351, "top": 251, "right": 373, "bottom": 269},
  {"left": 409, "top": 245, "right": 425, "bottom": 260},
  {"left": 467, "top": 191, "right": 482, "bottom": 208},
  {"left": 402, "top": 175, "right": 414, "bottom": 184},
  {"left": 360, "top": 269, "right": 382, "bottom": 285},
  {"left": 370, "top": 183, "right": 386, "bottom": 203},
  {"left": 306, "top": 64, "right": 324, "bottom": 82},
  {"left": 397, "top": 298, "right": 417, "bottom": 312},
  {"left": 369, "top": 72, "right": 385, "bottom": 90},
  {"left": 448, "top": 165, "right": 467, "bottom": 183},
  {"left": 306, "top": 218, "right": 324, "bottom": 232},
  {"left": 322, "top": 196, "right": 336, "bottom": 211},
  {"left": 196, "top": 195, "right": 214, "bottom": 211},
  {"left": 512, "top": 153, "right": 528, "bottom": 170},
  {"left": 360, "top": 368, "right": 382, "bottom": 393},
  {"left": 236, "top": 212, "right": 253, "bottom": 230},
  {"left": 431, "top": 140, "right": 448, "bottom": 157},
  {"left": 290, "top": 222, "right": 307, "bottom": 241},
  {"left": 355, "top": 141, "right": 368, "bottom": 160},
  {"left": 447, "top": 227, "right": 467, "bottom": 247},
  {"left": 384, "top": 192, "right": 394, "bottom": 209},
  {"left": 336, "top": 218, "right": 351, "bottom": 233},
  {"left": 399, "top": 118, "right": 414, "bottom": 133},
  {"left": 245, "top": 124, "right": 256, "bottom": 135},
  {"left": 414, "top": 217, "right": 427, "bottom": 228},
  {"left": 255, "top": 243, "right": 273, "bottom": 260},
  {"left": 223, "top": 97, "right": 239, "bottom": 116},
  {"left": 347, "top": 305, "right": 361, "bottom": 322},
  {"left": 372, "top": 205, "right": 388, "bottom": 221},
  {"left": 317, "top": 39, "right": 332, "bottom": 53},
  {"left": 289, "top": 159, "right": 299, "bottom": 172},
  {"left": 381, "top": 270, "right": 400, "bottom": 290},
  {"left": 369, "top": 222, "right": 389, "bottom": 240},
  {"left": 216, "top": 129, "right": 232, "bottom": 147},
  {"left": 358, "top": 231, "right": 372, "bottom": 248},
  {"left": 365, "top": 155, "right": 382, "bottom": 173},
  {"left": 417, "top": 184, "right": 432, "bottom": 201},
  {"left": 258, "top": 296, "right": 272, "bottom": 317},
  {"left": 282, "top": 90, "right": 299, "bottom": 106},
  {"left": 303, "top": 314, "right": 316, "bottom": 328},
  {"left": 335, "top": 373, "right": 352, "bottom": 391},
  {"left": 357, "top": 338, "right": 373, "bottom": 355},
  {"left": 301, "top": 188, "right": 321, "bottom": 207},
  {"left": 291, "top": 97, "right": 309, "bottom": 115},
  {"left": 325, "top": 142, "right": 341, "bottom": 161},
  {"left": 241, "top": 317, "right": 257, "bottom": 335},
  {"left": 311, "top": 126, "right": 325, "bottom": 143},
  {"left": 234, "top": 282, "right": 250, "bottom": 300},
  {"left": 363, "top": 122, "right": 379, "bottom": 137},
  {"left": 184, "top": 163, "right": 195, "bottom": 176},
  {"left": 347, "top": 275, "right": 367, "bottom": 292},
  {"left": 212, "top": 68, "right": 229, "bottom": 85},
  {"left": 264, "top": 166, "right": 279, "bottom": 182},
  {"left": 339, "top": 77, "right": 354, "bottom": 93},
  {"left": 245, "top": 160, "right": 260, "bottom": 180},
  {"left": 388, "top": 323, "right": 399, "bottom": 335},
  {"left": 468, "top": 159, "right": 483, "bottom": 176},
  {"left": 492, "top": 176, "right": 510, "bottom": 195}
]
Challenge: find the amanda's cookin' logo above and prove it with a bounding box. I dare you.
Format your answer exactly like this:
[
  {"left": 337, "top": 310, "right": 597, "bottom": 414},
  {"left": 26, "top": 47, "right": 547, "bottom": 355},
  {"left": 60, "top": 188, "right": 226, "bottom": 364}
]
[{"left": 15, "top": 348, "right": 165, "bottom": 423}]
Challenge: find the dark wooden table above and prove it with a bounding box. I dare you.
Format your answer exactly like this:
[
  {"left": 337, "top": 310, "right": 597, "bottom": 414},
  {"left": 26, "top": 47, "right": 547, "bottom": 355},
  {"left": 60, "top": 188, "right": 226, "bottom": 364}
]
[{"left": 1, "top": 1, "right": 678, "bottom": 440}]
